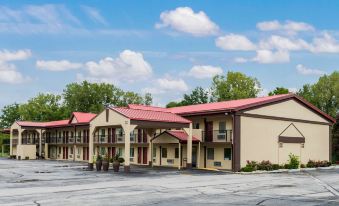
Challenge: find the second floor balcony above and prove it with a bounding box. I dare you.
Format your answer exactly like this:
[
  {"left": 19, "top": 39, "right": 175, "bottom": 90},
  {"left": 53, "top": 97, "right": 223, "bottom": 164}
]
[{"left": 202, "top": 130, "right": 232, "bottom": 143}]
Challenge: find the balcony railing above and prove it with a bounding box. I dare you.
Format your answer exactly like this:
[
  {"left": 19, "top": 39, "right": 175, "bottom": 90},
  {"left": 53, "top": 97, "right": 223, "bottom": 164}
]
[
  {"left": 46, "top": 136, "right": 89, "bottom": 144},
  {"left": 94, "top": 134, "right": 125, "bottom": 144},
  {"left": 21, "top": 137, "right": 39, "bottom": 145},
  {"left": 202, "top": 130, "right": 232, "bottom": 143}
]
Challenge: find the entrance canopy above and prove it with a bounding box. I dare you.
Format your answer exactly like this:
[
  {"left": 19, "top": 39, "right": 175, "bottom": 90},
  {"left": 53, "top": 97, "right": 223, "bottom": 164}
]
[{"left": 152, "top": 130, "right": 200, "bottom": 144}]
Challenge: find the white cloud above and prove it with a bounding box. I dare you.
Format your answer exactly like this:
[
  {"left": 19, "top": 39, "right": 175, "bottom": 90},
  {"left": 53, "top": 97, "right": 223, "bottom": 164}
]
[
  {"left": 155, "top": 7, "right": 219, "bottom": 36},
  {"left": 257, "top": 20, "right": 314, "bottom": 34},
  {"left": 310, "top": 32, "right": 339, "bottom": 53},
  {"left": 259, "top": 35, "right": 310, "bottom": 51},
  {"left": 143, "top": 77, "right": 189, "bottom": 94},
  {"left": 234, "top": 57, "right": 248, "bottom": 63},
  {"left": 0, "top": 62, "right": 29, "bottom": 84},
  {"left": 296, "top": 64, "right": 326, "bottom": 76},
  {"left": 187, "top": 65, "right": 223, "bottom": 79},
  {"left": 82, "top": 50, "right": 152, "bottom": 83},
  {"left": 81, "top": 5, "right": 107, "bottom": 25},
  {"left": 0, "top": 4, "right": 81, "bottom": 34},
  {"left": 36, "top": 60, "right": 82, "bottom": 71},
  {"left": 215, "top": 34, "right": 256, "bottom": 51},
  {"left": 0, "top": 49, "right": 31, "bottom": 62},
  {"left": 252, "top": 50, "right": 290, "bottom": 64},
  {"left": 0, "top": 49, "right": 31, "bottom": 84}
]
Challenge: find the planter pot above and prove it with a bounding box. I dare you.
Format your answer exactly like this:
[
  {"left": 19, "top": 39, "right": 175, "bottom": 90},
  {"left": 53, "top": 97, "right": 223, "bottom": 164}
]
[
  {"left": 102, "top": 161, "right": 109, "bottom": 171},
  {"left": 96, "top": 160, "right": 102, "bottom": 171},
  {"left": 113, "top": 162, "right": 120, "bottom": 172}
]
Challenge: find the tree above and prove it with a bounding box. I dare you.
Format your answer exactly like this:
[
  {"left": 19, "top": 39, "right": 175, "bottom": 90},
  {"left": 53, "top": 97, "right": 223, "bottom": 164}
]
[
  {"left": 143, "top": 93, "right": 153, "bottom": 105},
  {"left": 0, "top": 103, "right": 20, "bottom": 128},
  {"left": 210, "top": 71, "right": 261, "bottom": 102},
  {"left": 268, "top": 87, "right": 289, "bottom": 96},
  {"left": 19, "top": 93, "right": 67, "bottom": 122},
  {"left": 121, "top": 91, "right": 144, "bottom": 106},
  {"left": 166, "top": 101, "right": 182, "bottom": 108},
  {"left": 297, "top": 71, "right": 339, "bottom": 118},
  {"left": 181, "top": 87, "right": 209, "bottom": 105}
]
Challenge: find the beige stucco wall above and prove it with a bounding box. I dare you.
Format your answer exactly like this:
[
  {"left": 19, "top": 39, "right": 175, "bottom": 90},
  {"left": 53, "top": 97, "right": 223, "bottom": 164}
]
[
  {"left": 240, "top": 116, "right": 330, "bottom": 167},
  {"left": 152, "top": 144, "right": 187, "bottom": 167},
  {"left": 17, "top": 145, "right": 36, "bottom": 159},
  {"left": 198, "top": 144, "right": 232, "bottom": 170},
  {"left": 245, "top": 99, "right": 328, "bottom": 123}
]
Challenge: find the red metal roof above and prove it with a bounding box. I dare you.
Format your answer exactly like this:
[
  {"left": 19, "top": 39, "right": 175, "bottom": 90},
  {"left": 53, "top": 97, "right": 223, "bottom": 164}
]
[
  {"left": 128, "top": 104, "right": 170, "bottom": 112},
  {"left": 71, "top": 112, "right": 97, "bottom": 124},
  {"left": 111, "top": 107, "right": 191, "bottom": 124},
  {"left": 16, "top": 120, "right": 69, "bottom": 127},
  {"left": 169, "top": 94, "right": 292, "bottom": 115},
  {"left": 153, "top": 130, "right": 200, "bottom": 143}
]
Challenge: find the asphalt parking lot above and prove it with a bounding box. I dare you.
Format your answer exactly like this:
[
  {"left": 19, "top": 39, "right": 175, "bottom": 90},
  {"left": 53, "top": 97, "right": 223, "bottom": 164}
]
[{"left": 0, "top": 159, "right": 338, "bottom": 206}]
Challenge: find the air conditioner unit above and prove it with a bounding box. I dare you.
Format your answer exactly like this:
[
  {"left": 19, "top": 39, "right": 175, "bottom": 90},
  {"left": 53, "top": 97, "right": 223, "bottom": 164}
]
[
  {"left": 130, "top": 157, "right": 134, "bottom": 162},
  {"left": 117, "top": 137, "right": 123, "bottom": 142},
  {"left": 217, "top": 134, "right": 226, "bottom": 140},
  {"left": 167, "top": 159, "right": 174, "bottom": 164},
  {"left": 69, "top": 154, "right": 73, "bottom": 158},
  {"left": 77, "top": 155, "right": 80, "bottom": 159}
]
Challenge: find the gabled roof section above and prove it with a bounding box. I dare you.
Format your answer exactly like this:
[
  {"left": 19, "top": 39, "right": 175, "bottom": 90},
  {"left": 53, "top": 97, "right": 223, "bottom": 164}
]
[
  {"left": 110, "top": 107, "right": 191, "bottom": 124},
  {"left": 153, "top": 130, "right": 200, "bottom": 143},
  {"left": 70, "top": 112, "right": 97, "bottom": 124}
]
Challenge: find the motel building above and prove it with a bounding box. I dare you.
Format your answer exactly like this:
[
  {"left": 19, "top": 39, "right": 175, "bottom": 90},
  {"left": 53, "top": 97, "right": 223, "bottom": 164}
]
[{"left": 9, "top": 94, "right": 336, "bottom": 172}]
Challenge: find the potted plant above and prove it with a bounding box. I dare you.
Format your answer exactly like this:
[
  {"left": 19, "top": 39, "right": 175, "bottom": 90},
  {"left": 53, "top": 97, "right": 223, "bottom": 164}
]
[
  {"left": 111, "top": 154, "right": 125, "bottom": 172},
  {"left": 96, "top": 154, "right": 103, "bottom": 171},
  {"left": 102, "top": 154, "right": 110, "bottom": 171}
]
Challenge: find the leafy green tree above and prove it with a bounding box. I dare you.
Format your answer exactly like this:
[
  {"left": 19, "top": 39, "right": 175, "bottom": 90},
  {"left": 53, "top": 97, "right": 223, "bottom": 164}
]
[
  {"left": 181, "top": 87, "right": 209, "bottom": 105},
  {"left": 143, "top": 93, "right": 153, "bottom": 105},
  {"left": 268, "top": 87, "right": 289, "bottom": 96},
  {"left": 297, "top": 71, "right": 339, "bottom": 117},
  {"left": 210, "top": 71, "right": 261, "bottom": 102},
  {"left": 121, "top": 91, "right": 144, "bottom": 106},
  {"left": 19, "top": 93, "right": 67, "bottom": 122},
  {"left": 0, "top": 103, "right": 21, "bottom": 128},
  {"left": 166, "top": 101, "right": 182, "bottom": 108}
]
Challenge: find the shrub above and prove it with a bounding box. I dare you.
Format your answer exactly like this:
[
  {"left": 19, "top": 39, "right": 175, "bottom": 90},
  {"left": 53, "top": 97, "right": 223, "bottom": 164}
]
[
  {"left": 300, "top": 164, "right": 306, "bottom": 168},
  {"left": 284, "top": 164, "right": 290, "bottom": 169},
  {"left": 241, "top": 165, "right": 254, "bottom": 172},
  {"left": 257, "top": 160, "right": 273, "bottom": 171},
  {"left": 272, "top": 164, "right": 280, "bottom": 170},
  {"left": 306, "top": 160, "right": 316, "bottom": 168},
  {"left": 307, "top": 160, "right": 331, "bottom": 168},
  {"left": 288, "top": 153, "right": 300, "bottom": 169}
]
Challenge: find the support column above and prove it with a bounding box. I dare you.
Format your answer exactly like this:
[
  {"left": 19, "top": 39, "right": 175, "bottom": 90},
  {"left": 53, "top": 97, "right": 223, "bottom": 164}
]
[
  {"left": 147, "top": 129, "right": 153, "bottom": 166},
  {"left": 88, "top": 125, "right": 95, "bottom": 170},
  {"left": 178, "top": 142, "right": 181, "bottom": 170},
  {"left": 122, "top": 123, "right": 137, "bottom": 172},
  {"left": 17, "top": 129, "right": 22, "bottom": 159},
  {"left": 9, "top": 129, "right": 12, "bottom": 156},
  {"left": 197, "top": 142, "right": 201, "bottom": 168},
  {"left": 186, "top": 123, "right": 193, "bottom": 169},
  {"left": 38, "top": 130, "right": 42, "bottom": 158},
  {"left": 233, "top": 114, "right": 241, "bottom": 172}
]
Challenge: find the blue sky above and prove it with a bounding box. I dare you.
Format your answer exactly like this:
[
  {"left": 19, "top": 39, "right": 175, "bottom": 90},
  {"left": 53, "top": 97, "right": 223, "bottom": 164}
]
[{"left": 0, "top": 0, "right": 339, "bottom": 108}]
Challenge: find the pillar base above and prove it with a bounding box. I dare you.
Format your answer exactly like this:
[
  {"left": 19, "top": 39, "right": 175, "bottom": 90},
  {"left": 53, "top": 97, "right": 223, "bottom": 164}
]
[
  {"left": 186, "top": 163, "right": 192, "bottom": 169},
  {"left": 148, "top": 161, "right": 152, "bottom": 166},
  {"left": 124, "top": 165, "right": 130, "bottom": 172},
  {"left": 88, "top": 163, "right": 94, "bottom": 170}
]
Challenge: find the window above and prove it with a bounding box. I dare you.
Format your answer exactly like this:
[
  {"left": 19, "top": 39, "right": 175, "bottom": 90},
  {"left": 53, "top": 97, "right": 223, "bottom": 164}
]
[
  {"left": 207, "top": 148, "right": 214, "bottom": 160},
  {"left": 175, "top": 148, "right": 179, "bottom": 158},
  {"left": 70, "top": 147, "right": 73, "bottom": 155},
  {"left": 118, "top": 148, "right": 123, "bottom": 156},
  {"left": 161, "top": 148, "right": 167, "bottom": 158},
  {"left": 101, "top": 129, "right": 105, "bottom": 136},
  {"left": 77, "top": 148, "right": 81, "bottom": 154},
  {"left": 130, "top": 148, "right": 134, "bottom": 157},
  {"left": 58, "top": 147, "right": 61, "bottom": 154},
  {"left": 153, "top": 148, "right": 157, "bottom": 158},
  {"left": 100, "top": 147, "right": 106, "bottom": 155},
  {"left": 219, "top": 121, "right": 226, "bottom": 133},
  {"left": 77, "top": 131, "right": 81, "bottom": 137},
  {"left": 224, "top": 148, "right": 232, "bottom": 160},
  {"left": 194, "top": 122, "right": 200, "bottom": 129}
]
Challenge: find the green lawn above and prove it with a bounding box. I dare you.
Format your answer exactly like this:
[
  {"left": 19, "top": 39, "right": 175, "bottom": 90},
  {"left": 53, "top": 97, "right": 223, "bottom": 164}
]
[{"left": 0, "top": 153, "right": 9, "bottom": 158}]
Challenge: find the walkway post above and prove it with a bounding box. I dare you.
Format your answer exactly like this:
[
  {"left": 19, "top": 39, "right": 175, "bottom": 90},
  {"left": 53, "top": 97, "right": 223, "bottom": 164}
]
[
  {"left": 88, "top": 125, "right": 94, "bottom": 170},
  {"left": 197, "top": 141, "right": 201, "bottom": 168},
  {"left": 178, "top": 142, "right": 181, "bottom": 169},
  {"left": 123, "top": 122, "right": 131, "bottom": 172},
  {"left": 186, "top": 123, "right": 193, "bottom": 169}
]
